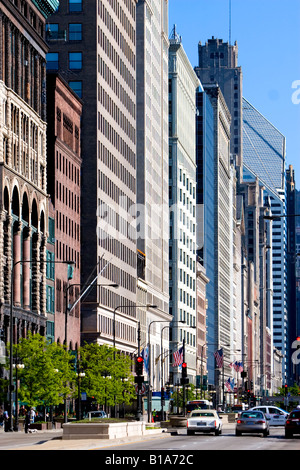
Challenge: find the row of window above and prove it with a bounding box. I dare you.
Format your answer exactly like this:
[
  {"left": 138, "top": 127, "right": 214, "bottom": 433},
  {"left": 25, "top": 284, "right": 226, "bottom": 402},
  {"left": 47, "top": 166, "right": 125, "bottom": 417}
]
[
  {"left": 47, "top": 52, "right": 82, "bottom": 72},
  {"left": 46, "top": 23, "right": 82, "bottom": 41}
]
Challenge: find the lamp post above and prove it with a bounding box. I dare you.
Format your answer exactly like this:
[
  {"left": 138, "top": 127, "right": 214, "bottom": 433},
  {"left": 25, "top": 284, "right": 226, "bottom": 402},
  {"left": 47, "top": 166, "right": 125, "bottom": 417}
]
[
  {"left": 147, "top": 319, "right": 172, "bottom": 423},
  {"left": 112, "top": 304, "right": 157, "bottom": 419},
  {"left": 13, "top": 361, "right": 24, "bottom": 431},
  {"left": 160, "top": 322, "right": 185, "bottom": 421},
  {"left": 9, "top": 258, "right": 74, "bottom": 432},
  {"left": 77, "top": 370, "right": 85, "bottom": 421}
]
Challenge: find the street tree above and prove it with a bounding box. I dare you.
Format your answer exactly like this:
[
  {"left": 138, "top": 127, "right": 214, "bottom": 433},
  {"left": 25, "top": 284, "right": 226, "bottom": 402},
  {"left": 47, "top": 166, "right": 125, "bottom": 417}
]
[
  {"left": 12, "top": 333, "right": 76, "bottom": 409},
  {"left": 79, "top": 343, "right": 136, "bottom": 408}
]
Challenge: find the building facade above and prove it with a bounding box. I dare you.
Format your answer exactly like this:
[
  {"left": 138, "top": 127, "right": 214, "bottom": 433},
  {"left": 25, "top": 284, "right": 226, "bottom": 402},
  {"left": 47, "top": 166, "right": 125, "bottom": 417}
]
[
  {"left": 168, "top": 28, "right": 199, "bottom": 386},
  {"left": 242, "top": 98, "right": 288, "bottom": 384},
  {"left": 201, "top": 84, "right": 232, "bottom": 403},
  {"left": 46, "top": 73, "right": 82, "bottom": 350},
  {"left": 47, "top": 0, "right": 138, "bottom": 354},
  {"left": 0, "top": 0, "right": 58, "bottom": 347},
  {"left": 195, "top": 37, "right": 243, "bottom": 171},
  {"left": 136, "top": 0, "right": 171, "bottom": 396}
]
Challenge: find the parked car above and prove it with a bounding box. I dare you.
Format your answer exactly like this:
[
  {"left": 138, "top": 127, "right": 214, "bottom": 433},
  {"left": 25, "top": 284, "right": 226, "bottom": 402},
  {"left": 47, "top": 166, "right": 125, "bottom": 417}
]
[
  {"left": 285, "top": 409, "right": 300, "bottom": 438},
  {"left": 187, "top": 410, "right": 222, "bottom": 436},
  {"left": 87, "top": 410, "right": 107, "bottom": 420},
  {"left": 249, "top": 406, "right": 288, "bottom": 426},
  {"left": 236, "top": 410, "right": 270, "bottom": 437}
]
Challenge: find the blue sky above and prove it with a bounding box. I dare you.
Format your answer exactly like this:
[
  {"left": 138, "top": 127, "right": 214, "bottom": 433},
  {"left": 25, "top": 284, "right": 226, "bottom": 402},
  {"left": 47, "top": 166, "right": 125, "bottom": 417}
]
[{"left": 169, "top": 0, "right": 300, "bottom": 188}]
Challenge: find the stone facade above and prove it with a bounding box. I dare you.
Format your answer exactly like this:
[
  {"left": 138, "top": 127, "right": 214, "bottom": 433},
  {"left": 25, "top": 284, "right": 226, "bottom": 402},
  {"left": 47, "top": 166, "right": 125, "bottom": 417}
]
[{"left": 0, "top": 0, "right": 57, "bottom": 345}]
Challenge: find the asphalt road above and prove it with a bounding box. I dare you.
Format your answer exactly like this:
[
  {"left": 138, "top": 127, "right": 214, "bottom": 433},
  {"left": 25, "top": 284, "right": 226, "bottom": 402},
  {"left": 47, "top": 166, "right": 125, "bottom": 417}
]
[
  {"left": 94, "top": 427, "right": 300, "bottom": 451},
  {"left": 0, "top": 425, "right": 299, "bottom": 452}
]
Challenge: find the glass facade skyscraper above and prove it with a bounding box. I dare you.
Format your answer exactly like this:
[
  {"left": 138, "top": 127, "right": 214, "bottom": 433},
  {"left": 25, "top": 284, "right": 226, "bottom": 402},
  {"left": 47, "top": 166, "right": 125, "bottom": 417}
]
[
  {"left": 242, "top": 100, "right": 288, "bottom": 380},
  {"left": 243, "top": 98, "right": 285, "bottom": 193}
]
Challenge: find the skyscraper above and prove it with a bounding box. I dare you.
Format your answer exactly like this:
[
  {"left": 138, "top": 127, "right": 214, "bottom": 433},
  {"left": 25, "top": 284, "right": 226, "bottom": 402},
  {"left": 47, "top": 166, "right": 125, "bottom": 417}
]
[
  {"left": 136, "top": 0, "right": 171, "bottom": 394},
  {"left": 243, "top": 98, "right": 285, "bottom": 193},
  {"left": 195, "top": 37, "right": 243, "bottom": 170},
  {"left": 47, "top": 0, "right": 138, "bottom": 353},
  {"left": 242, "top": 99, "right": 288, "bottom": 382},
  {"left": 197, "top": 84, "right": 233, "bottom": 402},
  {"left": 168, "top": 26, "right": 199, "bottom": 385}
]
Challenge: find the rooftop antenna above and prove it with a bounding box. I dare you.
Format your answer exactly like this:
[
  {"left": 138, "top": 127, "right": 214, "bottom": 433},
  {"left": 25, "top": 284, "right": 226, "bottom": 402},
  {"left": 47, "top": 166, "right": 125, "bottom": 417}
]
[{"left": 229, "top": 0, "right": 232, "bottom": 45}]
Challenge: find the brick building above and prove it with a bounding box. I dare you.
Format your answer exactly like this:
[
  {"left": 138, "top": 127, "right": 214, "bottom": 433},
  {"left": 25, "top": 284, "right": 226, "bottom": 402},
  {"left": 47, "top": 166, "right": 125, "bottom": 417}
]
[{"left": 46, "top": 73, "right": 82, "bottom": 350}]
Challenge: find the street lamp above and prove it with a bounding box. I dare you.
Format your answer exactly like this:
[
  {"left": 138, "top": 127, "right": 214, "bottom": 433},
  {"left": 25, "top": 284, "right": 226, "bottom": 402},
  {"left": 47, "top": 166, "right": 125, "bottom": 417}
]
[
  {"left": 77, "top": 371, "right": 85, "bottom": 421},
  {"left": 8, "top": 258, "right": 74, "bottom": 432},
  {"left": 147, "top": 319, "right": 172, "bottom": 423},
  {"left": 160, "top": 322, "right": 185, "bottom": 420}
]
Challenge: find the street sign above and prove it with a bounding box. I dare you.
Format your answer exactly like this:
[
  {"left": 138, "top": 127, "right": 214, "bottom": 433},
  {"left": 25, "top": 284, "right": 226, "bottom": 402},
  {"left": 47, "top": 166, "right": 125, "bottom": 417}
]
[{"left": 135, "top": 383, "right": 146, "bottom": 395}]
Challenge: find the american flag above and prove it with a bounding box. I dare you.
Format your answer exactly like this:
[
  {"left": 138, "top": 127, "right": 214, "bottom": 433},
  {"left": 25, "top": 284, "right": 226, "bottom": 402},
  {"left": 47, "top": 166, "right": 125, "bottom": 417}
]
[
  {"left": 233, "top": 361, "right": 244, "bottom": 373},
  {"left": 173, "top": 347, "right": 183, "bottom": 367},
  {"left": 225, "top": 378, "right": 234, "bottom": 392},
  {"left": 214, "top": 348, "right": 223, "bottom": 368}
]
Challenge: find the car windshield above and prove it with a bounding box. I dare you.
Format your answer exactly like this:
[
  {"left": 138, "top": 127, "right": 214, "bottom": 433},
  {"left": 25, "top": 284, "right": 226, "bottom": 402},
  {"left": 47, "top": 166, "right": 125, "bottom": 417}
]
[
  {"left": 241, "top": 412, "right": 264, "bottom": 419},
  {"left": 191, "top": 412, "right": 214, "bottom": 417}
]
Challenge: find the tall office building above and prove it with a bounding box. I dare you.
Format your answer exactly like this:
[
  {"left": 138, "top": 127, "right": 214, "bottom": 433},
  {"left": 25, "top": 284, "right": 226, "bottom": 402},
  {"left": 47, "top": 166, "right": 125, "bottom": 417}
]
[
  {"left": 136, "top": 0, "right": 171, "bottom": 394},
  {"left": 198, "top": 84, "right": 232, "bottom": 403},
  {"left": 195, "top": 37, "right": 243, "bottom": 171},
  {"left": 0, "top": 0, "right": 58, "bottom": 346},
  {"left": 47, "top": 0, "right": 138, "bottom": 353},
  {"left": 243, "top": 98, "right": 285, "bottom": 193},
  {"left": 196, "top": 87, "right": 215, "bottom": 385},
  {"left": 242, "top": 98, "right": 288, "bottom": 382},
  {"left": 286, "top": 165, "right": 297, "bottom": 384},
  {"left": 168, "top": 27, "right": 199, "bottom": 385}
]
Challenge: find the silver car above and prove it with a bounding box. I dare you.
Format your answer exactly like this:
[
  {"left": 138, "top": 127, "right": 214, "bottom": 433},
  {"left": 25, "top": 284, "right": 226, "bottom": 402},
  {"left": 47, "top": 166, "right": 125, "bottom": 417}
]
[
  {"left": 236, "top": 411, "right": 270, "bottom": 437},
  {"left": 187, "top": 410, "right": 222, "bottom": 436}
]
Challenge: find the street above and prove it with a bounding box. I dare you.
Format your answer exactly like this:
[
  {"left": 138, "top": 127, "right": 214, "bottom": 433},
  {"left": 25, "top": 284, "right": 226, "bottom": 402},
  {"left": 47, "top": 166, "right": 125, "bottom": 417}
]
[
  {"left": 94, "top": 426, "right": 300, "bottom": 452},
  {"left": 1, "top": 425, "right": 298, "bottom": 452}
]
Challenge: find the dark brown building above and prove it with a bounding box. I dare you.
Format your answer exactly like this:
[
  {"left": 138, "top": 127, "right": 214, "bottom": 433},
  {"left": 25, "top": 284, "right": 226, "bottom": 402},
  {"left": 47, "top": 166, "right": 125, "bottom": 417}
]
[
  {"left": 46, "top": 73, "right": 82, "bottom": 351},
  {"left": 0, "top": 0, "right": 58, "bottom": 347}
]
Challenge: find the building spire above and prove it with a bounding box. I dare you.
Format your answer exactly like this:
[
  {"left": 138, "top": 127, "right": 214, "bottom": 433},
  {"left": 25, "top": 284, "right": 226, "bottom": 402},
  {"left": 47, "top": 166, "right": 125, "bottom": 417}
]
[{"left": 169, "top": 24, "right": 182, "bottom": 44}]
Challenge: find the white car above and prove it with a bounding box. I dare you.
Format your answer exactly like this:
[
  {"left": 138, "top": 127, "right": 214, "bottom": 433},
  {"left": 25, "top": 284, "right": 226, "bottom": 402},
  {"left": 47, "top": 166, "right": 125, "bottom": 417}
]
[
  {"left": 249, "top": 406, "right": 288, "bottom": 426},
  {"left": 187, "top": 410, "right": 222, "bottom": 436}
]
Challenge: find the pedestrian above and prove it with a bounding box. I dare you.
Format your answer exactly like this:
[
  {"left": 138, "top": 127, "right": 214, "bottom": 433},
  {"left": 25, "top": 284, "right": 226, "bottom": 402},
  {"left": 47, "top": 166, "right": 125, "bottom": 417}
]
[
  {"left": 30, "top": 408, "right": 35, "bottom": 424},
  {"left": 152, "top": 409, "right": 157, "bottom": 423},
  {"left": 24, "top": 410, "right": 30, "bottom": 434},
  {"left": 3, "top": 410, "right": 9, "bottom": 432}
]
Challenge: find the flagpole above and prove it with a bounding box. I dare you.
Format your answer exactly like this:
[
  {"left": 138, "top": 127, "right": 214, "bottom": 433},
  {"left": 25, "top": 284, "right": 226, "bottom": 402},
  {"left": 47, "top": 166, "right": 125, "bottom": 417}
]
[{"left": 182, "top": 338, "right": 186, "bottom": 417}]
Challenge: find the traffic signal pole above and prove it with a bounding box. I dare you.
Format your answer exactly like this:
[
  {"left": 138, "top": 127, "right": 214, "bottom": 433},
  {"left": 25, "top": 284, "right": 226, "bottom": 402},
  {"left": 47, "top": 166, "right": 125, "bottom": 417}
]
[
  {"left": 136, "top": 322, "right": 143, "bottom": 421},
  {"left": 182, "top": 338, "right": 186, "bottom": 416}
]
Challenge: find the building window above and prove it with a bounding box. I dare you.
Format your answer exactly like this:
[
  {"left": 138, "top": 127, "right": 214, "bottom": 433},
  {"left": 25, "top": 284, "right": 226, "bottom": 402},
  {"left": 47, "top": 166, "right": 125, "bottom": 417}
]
[
  {"left": 46, "top": 286, "right": 55, "bottom": 313},
  {"left": 69, "top": 81, "right": 82, "bottom": 98},
  {"left": 69, "top": 52, "right": 82, "bottom": 70},
  {"left": 69, "top": 0, "right": 82, "bottom": 12},
  {"left": 46, "top": 52, "right": 59, "bottom": 70},
  {"left": 69, "top": 23, "right": 82, "bottom": 41},
  {"left": 46, "top": 23, "right": 59, "bottom": 39}
]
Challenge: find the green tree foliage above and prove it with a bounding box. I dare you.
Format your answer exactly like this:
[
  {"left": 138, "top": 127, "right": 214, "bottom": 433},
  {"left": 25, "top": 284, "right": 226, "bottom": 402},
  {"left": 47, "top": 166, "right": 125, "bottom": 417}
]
[
  {"left": 79, "top": 343, "right": 136, "bottom": 406},
  {"left": 12, "top": 333, "right": 76, "bottom": 408}
]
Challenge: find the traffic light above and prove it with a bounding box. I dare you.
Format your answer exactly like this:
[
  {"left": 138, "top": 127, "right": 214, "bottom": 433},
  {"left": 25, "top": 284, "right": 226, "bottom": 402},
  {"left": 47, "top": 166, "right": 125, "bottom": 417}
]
[
  {"left": 284, "top": 384, "right": 288, "bottom": 396},
  {"left": 136, "top": 355, "right": 144, "bottom": 376},
  {"left": 181, "top": 362, "right": 189, "bottom": 385}
]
